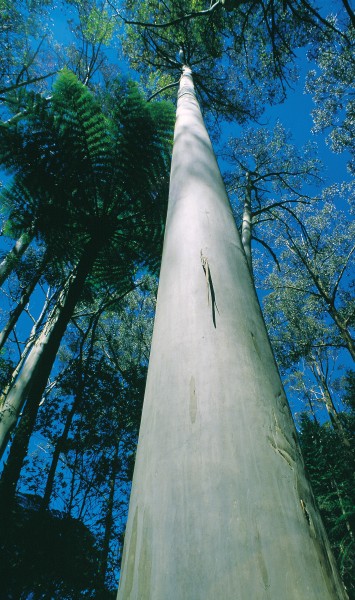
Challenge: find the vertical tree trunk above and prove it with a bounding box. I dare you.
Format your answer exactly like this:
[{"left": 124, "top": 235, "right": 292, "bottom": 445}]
[
  {"left": 328, "top": 306, "right": 355, "bottom": 362},
  {"left": 310, "top": 356, "right": 351, "bottom": 449},
  {"left": 117, "top": 67, "right": 347, "bottom": 600},
  {"left": 0, "top": 380, "right": 43, "bottom": 512},
  {"left": 0, "top": 239, "right": 99, "bottom": 460},
  {"left": 0, "top": 230, "right": 33, "bottom": 287},
  {"left": 0, "top": 284, "right": 52, "bottom": 410},
  {"left": 42, "top": 304, "right": 105, "bottom": 510},
  {"left": 241, "top": 171, "right": 253, "bottom": 275},
  {"left": 97, "top": 447, "right": 120, "bottom": 597},
  {"left": 40, "top": 398, "right": 77, "bottom": 511}
]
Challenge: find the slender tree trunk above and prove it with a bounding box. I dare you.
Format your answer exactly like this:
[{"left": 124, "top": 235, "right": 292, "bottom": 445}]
[
  {"left": 340, "top": 0, "right": 355, "bottom": 28},
  {"left": 241, "top": 171, "right": 253, "bottom": 276},
  {"left": 117, "top": 67, "right": 347, "bottom": 600},
  {"left": 328, "top": 306, "right": 355, "bottom": 362},
  {"left": 0, "top": 269, "right": 41, "bottom": 352},
  {"left": 42, "top": 303, "right": 105, "bottom": 510},
  {"left": 40, "top": 398, "right": 77, "bottom": 511},
  {"left": 310, "top": 356, "right": 351, "bottom": 449},
  {"left": 0, "top": 239, "right": 99, "bottom": 460},
  {"left": 97, "top": 448, "right": 120, "bottom": 597},
  {"left": 0, "top": 381, "right": 43, "bottom": 512},
  {"left": 0, "top": 285, "right": 52, "bottom": 410},
  {"left": 0, "top": 230, "right": 33, "bottom": 287}
]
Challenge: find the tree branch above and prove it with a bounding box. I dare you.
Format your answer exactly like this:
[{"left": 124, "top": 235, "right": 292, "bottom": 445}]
[
  {"left": 331, "top": 243, "right": 355, "bottom": 303},
  {"left": 252, "top": 234, "right": 281, "bottom": 270},
  {"left": 107, "top": 0, "right": 222, "bottom": 29},
  {"left": 0, "top": 72, "right": 57, "bottom": 96},
  {"left": 147, "top": 80, "right": 180, "bottom": 102}
]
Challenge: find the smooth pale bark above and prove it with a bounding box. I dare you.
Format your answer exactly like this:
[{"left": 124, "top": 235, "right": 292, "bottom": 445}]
[
  {"left": 0, "top": 269, "right": 42, "bottom": 352},
  {"left": 0, "top": 230, "right": 33, "bottom": 287},
  {"left": 0, "top": 382, "right": 42, "bottom": 511},
  {"left": 310, "top": 356, "right": 351, "bottom": 449},
  {"left": 241, "top": 171, "right": 253, "bottom": 275},
  {"left": 0, "top": 284, "right": 51, "bottom": 410},
  {"left": 117, "top": 67, "right": 347, "bottom": 600},
  {"left": 0, "top": 240, "right": 99, "bottom": 460}
]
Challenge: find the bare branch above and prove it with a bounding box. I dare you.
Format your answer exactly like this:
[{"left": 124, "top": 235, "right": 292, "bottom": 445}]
[
  {"left": 252, "top": 234, "right": 281, "bottom": 270},
  {"left": 331, "top": 243, "right": 355, "bottom": 303},
  {"left": 147, "top": 80, "right": 180, "bottom": 101},
  {"left": 107, "top": 0, "right": 222, "bottom": 30},
  {"left": 0, "top": 71, "right": 57, "bottom": 96}
]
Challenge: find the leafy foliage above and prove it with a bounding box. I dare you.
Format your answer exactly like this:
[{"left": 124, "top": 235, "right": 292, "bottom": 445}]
[
  {"left": 0, "top": 493, "right": 102, "bottom": 599},
  {"left": 263, "top": 198, "right": 355, "bottom": 364},
  {"left": 118, "top": 0, "right": 342, "bottom": 123},
  {"left": 0, "top": 69, "right": 174, "bottom": 277},
  {"left": 299, "top": 373, "right": 355, "bottom": 598},
  {"left": 223, "top": 122, "right": 321, "bottom": 271},
  {"left": 14, "top": 279, "right": 157, "bottom": 595},
  {"left": 306, "top": 26, "right": 355, "bottom": 175}
]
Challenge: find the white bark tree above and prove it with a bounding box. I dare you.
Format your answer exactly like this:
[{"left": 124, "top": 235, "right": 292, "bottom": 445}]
[
  {"left": 117, "top": 67, "right": 348, "bottom": 599},
  {"left": 0, "top": 229, "right": 33, "bottom": 287}
]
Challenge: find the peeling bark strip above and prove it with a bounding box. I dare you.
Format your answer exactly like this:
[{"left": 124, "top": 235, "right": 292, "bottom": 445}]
[
  {"left": 117, "top": 67, "right": 348, "bottom": 600},
  {"left": 200, "top": 251, "right": 219, "bottom": 327}
]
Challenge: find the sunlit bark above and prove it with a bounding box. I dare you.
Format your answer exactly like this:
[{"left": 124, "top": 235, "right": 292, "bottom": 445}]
[
  {"left": 0, "top": 270, "right": 41, "bottom": 352},
  {"left": 117, "top": 67, "right": 347, "bottom": 600},
  {"left": 0, "top": 230, "right": 32, "bottom": 287},
  {"left": 241, "top": 170, "right": 253, "bottom": 275}
]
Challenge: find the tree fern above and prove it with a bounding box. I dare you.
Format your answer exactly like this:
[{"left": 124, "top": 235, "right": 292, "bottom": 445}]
[{"left": 0, "top": 68, "right": 175, "bottom": 278}]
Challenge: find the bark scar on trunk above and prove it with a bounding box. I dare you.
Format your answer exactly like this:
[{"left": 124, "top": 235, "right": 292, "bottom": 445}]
[
  {"left": 300, "top": 499, "right": 317, "bottom": 538},
  {"left": 200, "top": 251, "right": 219, "bottom": 328}
]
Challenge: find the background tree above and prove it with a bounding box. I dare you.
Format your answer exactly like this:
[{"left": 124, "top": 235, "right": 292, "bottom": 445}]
[
  {"left": 306, "top": 26, "right": 355, "bottom": 175},
  {"left": 114, "top": 0, "right": 352, "bottom": 124},
  {"left": 0, "top": 69, "right": 173, "bottom": 459},
  {"left": 223, "top": 122, "right": 321, "bottom": 275},
  {"left": 1, "top": 278, "right": 156, "bottom": 598},
  {"left": 263, "top": 197, "right": 355, "bottom": 361},
  {"left": 298, "top": 370, "right": 355, "bottom": 597}
]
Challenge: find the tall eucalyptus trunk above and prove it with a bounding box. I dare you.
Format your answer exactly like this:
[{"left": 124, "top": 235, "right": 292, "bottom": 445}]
[
  {"left": 0, "top": 239, "right": 99, "bottom": 460},
  {"left": 117, "top": 67, "right": 347, "bottom": 600}
]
